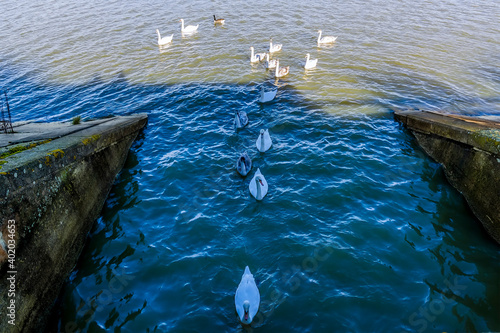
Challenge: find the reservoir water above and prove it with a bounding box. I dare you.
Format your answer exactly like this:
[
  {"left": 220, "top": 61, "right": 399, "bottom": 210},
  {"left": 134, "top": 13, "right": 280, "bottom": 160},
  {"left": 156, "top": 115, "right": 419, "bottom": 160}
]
[{"left": 1, "top": 0, "right": 499, "bottom": 332}]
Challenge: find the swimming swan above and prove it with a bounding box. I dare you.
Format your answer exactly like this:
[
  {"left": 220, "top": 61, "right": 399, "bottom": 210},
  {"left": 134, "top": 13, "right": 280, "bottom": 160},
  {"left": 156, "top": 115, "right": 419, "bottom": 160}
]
[
  {"left": 265, "top": 53, "right": 277, "bottom": 69},
  {"left": 275, "top": 59, "right": 289, "bottom": 78},
  {"left": 249, "top": 168, "right": 268, "bottom": 201},
  {"left": 235, "top": 266, "right": 260, "bottom": 325},
  {"left": 304, "top": 53, "right": 318, "bottom": 69},
  {"left": 213, "top": 15, "right": 225, "bottom": 25},
  {"left": 256, "top": 129, "right": 272, "bottom": 152},
  {"left": 258, "top": 86, "right": 277, "bottom": 103},
  {"left": 236, "top": 152, "right": 252, "bottom": 177},
  {"left": 156, "top": 29, "right": 173, "bottom": 46},
  {"left": 250, "top": 47, "right": 267, "bottom": 63},
  {"left": 317, "top": 30, "right": 337, "bottom": 45},
  {"left": 234, "top": 110, "right": 249, "bottom": 129},
  {"left": 179, "top": 19, "right": 199, "bottom": 33},
  {"left": 269, "top": 38, "right": 282, "bottom": 53}
]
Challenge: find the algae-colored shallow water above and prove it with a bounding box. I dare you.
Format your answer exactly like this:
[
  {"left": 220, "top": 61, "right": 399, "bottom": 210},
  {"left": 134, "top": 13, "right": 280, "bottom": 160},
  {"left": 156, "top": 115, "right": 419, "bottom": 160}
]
[{"left": 1, "top": 0, "right": 499, "bottom": 332}]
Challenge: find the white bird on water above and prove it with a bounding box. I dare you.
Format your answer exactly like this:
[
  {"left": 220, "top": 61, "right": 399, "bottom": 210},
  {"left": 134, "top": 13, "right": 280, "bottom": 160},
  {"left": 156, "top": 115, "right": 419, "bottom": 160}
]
[
  {"left": 275, "top": 59, "right": 289, "bottom": 78},
  {"left": 250, "top": 47, "right": 267, "bottom": 63},
  {"left": 249, "top": 168, "right": 268, "bottom": 201},
  {"left": 234, "top": 110, "right": 249, "bottom": 129},
  {"left": 156, "top": 29, "right": 173, "bottom": 46},
  {"left": 269, "top": 38, "right": 282, "bottom": 53},
  {"left": 256, "top": 129, "right": 272, "bottom": 152},
  {"left": 235, "top": 266, "right": 260, "bottom": 325},
  {"left": 304, "top": 53, "right": 318, "bottom": 69},
  {"left": 317, "top": 30, "right": 337, "bottom": 46},
  {"left": 258, "top": 86, "right": 277, "bottom": 103},
  {"left": 265, "top": 53, "right": 277, "bottom": 69},
  {"left": 236, "top": 152, "right": 252, "bottom": 177},
  {"left": 179, "top": 19, "right": 199, "bottom": 33}
]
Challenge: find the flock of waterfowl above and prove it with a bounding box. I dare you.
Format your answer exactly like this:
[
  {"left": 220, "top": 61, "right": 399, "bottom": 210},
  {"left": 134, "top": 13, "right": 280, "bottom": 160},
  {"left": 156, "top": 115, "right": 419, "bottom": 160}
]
[{"left": 156, "top": 15, "right": 337, "bottom": 326}]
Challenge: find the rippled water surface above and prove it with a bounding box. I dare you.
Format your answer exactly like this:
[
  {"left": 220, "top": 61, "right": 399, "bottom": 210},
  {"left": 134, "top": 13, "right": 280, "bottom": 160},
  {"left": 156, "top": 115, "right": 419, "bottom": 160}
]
[{"left": 1, "top": 0, "right": 500, "bottom": 332}]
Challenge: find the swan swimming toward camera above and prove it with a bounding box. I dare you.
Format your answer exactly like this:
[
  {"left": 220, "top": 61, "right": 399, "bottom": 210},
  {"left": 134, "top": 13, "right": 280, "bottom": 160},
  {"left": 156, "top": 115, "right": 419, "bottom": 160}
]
[
  {"left": 249, "top": 168, "right": 268, "bottom": 201},
  {"left": 256, "top": 129, "right": 272, "bottom": 152},
  {"left": 236, "top": 152, "right": 252, "bottom": 177},
  {"left": 250, "top": 47, "right": 267, "bottom": 63},
  {"left": 235, "top": 266, "right": 260, "bottom": 325},
  {"left": 304, "top": 53, "right": 318, "bottom": 69},
  {"left": 179, "top": 19, "right": 199, "bottom": 33},
  {"left": 317, "top": 30, "right": 337, "bottom": 45},
  {"left": 258, "top": 86, "right": 277, "bottom": 103},
  {"left": 156, "top": 29, "right": 173, "bottom": 46},
  {"left": 234, "top": 110, "right": 249, "bottom": 129}
]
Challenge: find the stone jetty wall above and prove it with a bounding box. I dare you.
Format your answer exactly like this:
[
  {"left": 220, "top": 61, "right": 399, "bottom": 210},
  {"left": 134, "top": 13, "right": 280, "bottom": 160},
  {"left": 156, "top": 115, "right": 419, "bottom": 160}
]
[
  {"left": 394, "top": 110, "right": 500, "bottom": 245},
  {"left": 0, "top": 114, "right": 147, "bottom": 332}
]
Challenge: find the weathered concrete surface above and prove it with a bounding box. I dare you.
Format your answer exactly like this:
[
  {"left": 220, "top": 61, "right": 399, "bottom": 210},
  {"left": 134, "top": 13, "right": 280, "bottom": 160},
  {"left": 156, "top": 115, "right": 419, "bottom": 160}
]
[
  {"left": 395, "top": 110, "right": 500, "bottom": 244},
  {"left": 0, "top": 114, "right": 147, "bottom": 332}
]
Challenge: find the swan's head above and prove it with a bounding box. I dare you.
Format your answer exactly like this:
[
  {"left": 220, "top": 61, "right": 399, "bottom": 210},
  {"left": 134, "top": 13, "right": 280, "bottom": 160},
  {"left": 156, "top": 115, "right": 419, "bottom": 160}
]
[
  {"left": 255, "top": 176, "right": 264, "bottom": 187},
  {"left": 242, "top": 300, "right": 251, "bottom": 323},
  {"left": 260, "top": 129, "right": 265, "bottom": 136},
  {"left": 156, "top": 29, "right": 160, "bottom": 33},
  {"left": 318, "top": 30, "right": 322, "bottom": 33},
  {"left": 179, "top": 19, "right": 184, "bottom": 23},
  {"left": 306, "top": 53, "right": 310, "bottom": 58}
]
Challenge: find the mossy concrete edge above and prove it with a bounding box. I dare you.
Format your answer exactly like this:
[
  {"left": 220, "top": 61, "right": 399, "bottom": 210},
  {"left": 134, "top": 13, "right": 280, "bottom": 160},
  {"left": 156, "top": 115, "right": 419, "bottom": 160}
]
[
  {"left": 0, "top": 114, "right": 147, "bottom": 332},
  {"left": 395, "top": 110, "right": 500, "bottom": 244}
]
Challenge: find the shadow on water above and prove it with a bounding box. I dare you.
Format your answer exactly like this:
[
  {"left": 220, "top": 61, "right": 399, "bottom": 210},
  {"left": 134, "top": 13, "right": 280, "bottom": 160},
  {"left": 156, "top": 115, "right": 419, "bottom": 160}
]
[{"left": 3, "top": 63, "right": 499, "bottom": 332}]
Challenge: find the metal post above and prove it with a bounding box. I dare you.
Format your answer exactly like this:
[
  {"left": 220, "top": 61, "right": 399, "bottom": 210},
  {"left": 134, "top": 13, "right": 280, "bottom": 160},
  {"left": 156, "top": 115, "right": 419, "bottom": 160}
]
[{"left": 3, "top": 91, "right": 13, "bottom": 133}]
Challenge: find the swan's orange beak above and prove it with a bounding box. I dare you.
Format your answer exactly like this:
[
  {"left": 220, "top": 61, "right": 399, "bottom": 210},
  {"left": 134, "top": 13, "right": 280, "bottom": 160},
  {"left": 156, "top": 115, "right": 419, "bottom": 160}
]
[{"left": 259, "top": 179, "right": 264, "bottom": 186}]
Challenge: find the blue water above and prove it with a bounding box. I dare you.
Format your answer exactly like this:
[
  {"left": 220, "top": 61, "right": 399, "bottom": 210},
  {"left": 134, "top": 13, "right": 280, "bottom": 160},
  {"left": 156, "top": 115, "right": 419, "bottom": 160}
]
[{"left": 1, "top": 0, "right": 500, "bottom": 332}]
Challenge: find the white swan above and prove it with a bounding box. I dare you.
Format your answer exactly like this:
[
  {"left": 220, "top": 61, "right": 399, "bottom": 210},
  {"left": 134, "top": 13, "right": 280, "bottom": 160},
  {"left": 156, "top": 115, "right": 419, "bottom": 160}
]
[
  {"left": 265, "top": 53, "right": 277, "bottom": 69},
  {"left": 213, "top": 15, "right": 225, "bottom": 25},
  {"left": 156, "top": 29, "right": 173, "bottom": 46},
  {"left": 236, "top": 152, "right": 252, "bottom": 177},
  {"left": 258, "top": 86, "right": 277, "bottom": 103},
  {"left": 234, "top": 110, "right": 249, "bottom": 129},
  {"left": 179, "top": 19, "right": 199, "bottom": 33},
  {"left": 249, "top": 168, "right": 268, "bottom": 201},
  {"left": 317, "top": 30, "right": 337, "bottom": 45},
  {"left": 250, "top": 47, "right": 267, "bottom": 63},
  {"left": 269, "top": 38, "right": 282, "bottom": 53},
  {"left": 275, "top": 59, "right": 289, "bottom": 78},
  {"left": 304, "top": 53, "right": 318, "bottom": 69},
  {"left": 235, "top": 266, "right": 260, "bottom": 325},
  {"left": 256, "top": 129, "right": 272, "bottom": 152}
]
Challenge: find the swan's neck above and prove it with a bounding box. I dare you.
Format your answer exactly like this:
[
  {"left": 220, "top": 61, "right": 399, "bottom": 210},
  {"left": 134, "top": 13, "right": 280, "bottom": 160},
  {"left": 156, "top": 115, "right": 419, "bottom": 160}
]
[
  {"left": 256, "top": 178, "right": 262, "bottom": 199},
  {"left": 260, "top": 134, "right": 265, "bottom": 151},
  {"left": 251, "top": 48, "right": 254, "bottom": 58},
  {"left": 157, "top": 30, "right": 161, "bottom": 39},
  {"left": 318, "top": 31, "right": 322, "bottom": 43},
  {"left": 275, "top": 61, "right": 279, "bottom": 76},
  {"left": 235, "top": 113, "right": 241, "bottom": 127},
  {"left": 181, "top": 20, "right": 184, "bottom": 30},
  {"left": 306, "top": 54, "right": 310, "bottom": 62},
  {"left": 240, "top": 160, "right": 246, "bottom": 175}
]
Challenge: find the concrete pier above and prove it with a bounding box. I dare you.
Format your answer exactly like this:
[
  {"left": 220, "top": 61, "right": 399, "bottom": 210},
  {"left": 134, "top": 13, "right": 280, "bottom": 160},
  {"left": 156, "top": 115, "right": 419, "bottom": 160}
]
[
  {"left": 394, "top": 110, "right": 500, "bottom": 244},
  {"left": 0, "top": 114, "right": 147, "bottom": 332}
]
